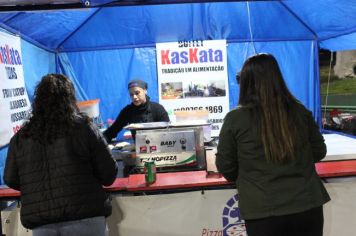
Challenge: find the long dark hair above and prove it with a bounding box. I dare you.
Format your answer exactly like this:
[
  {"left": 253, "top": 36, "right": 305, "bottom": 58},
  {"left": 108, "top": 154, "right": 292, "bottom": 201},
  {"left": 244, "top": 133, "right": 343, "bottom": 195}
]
[
  {"left": 238, "top": 53, "right": 302, "bottom": 163},
  {"left": 22, "top": 74, "right": 84, "bottom": 144}
]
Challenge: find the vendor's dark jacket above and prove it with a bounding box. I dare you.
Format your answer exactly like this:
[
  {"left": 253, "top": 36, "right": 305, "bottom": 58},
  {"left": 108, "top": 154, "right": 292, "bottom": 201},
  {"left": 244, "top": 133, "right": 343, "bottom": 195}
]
[
  {"left": 4, "top": 117, "right": 118, "bottom": 229},
  {"left": 216, "top": 104, "right": 330, "bottom": 220},
  {"left": 103, "top": 96, "right": 169, "bottom": 142}
]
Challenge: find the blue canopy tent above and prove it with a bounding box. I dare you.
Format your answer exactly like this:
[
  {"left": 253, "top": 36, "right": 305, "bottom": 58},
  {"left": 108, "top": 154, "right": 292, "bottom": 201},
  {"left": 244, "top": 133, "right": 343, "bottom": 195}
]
[{"left": 0, "top": 0, "right": 355, "bottom": 182}]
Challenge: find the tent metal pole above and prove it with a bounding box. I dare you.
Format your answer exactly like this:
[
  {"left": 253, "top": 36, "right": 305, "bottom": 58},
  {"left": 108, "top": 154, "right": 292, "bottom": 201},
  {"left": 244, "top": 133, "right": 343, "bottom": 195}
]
[
  {"left": 55, "top": 52, "right": 60, "bottom": 74},
  {"left": 313, "top": 40, "right": 322, "bottom": 127}
]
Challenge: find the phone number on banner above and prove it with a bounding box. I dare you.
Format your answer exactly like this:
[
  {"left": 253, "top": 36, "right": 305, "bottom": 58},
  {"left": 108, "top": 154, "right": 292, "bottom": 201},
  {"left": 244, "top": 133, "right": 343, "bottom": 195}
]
[{"left": 174, "top": 105, "right": 223, "bottom": 114}]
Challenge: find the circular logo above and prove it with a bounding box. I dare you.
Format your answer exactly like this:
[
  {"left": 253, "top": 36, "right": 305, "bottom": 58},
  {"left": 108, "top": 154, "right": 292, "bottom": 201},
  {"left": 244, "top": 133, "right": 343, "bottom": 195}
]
[{"left": 222, "top": 194, "right": 246, "bottom": 236}]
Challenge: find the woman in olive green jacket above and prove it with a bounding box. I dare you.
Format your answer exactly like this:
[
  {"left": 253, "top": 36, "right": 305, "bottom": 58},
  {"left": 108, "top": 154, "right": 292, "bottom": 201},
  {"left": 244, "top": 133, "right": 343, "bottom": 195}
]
[{"left": 216, "top": 54, "right": 330, "bottom": 236}]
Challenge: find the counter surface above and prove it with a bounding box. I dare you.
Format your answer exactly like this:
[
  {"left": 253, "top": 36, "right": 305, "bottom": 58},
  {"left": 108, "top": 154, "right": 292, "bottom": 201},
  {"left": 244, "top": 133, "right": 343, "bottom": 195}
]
[{"left": 1, "top": 160, "right": 356, "bottom": 198}]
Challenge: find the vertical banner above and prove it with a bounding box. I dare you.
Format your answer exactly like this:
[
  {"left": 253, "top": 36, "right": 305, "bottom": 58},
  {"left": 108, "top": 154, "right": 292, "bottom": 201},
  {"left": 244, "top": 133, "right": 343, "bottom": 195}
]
[
  {"left": 156, "top": 40, "right": 229, "bottom": 137},
  {"left": 0, "top": 32, "right": 30, "bottom": 147}
]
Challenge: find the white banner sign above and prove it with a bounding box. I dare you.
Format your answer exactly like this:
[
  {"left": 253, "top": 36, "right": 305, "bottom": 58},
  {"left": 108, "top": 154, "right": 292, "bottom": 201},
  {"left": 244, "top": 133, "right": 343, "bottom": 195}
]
[
  {"left": 156, "top": 40, "right": 229, "bottom": 137},
  {"left": 0, "top": 32, "right": 30, "bottom": 147}
]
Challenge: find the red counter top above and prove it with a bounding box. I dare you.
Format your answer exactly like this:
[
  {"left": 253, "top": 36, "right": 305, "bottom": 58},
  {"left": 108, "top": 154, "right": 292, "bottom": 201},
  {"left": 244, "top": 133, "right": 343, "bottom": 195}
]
[
  {"left": 315, "top": 160, "right": 356, "bottom": 177},
  {"left": 1, "top": 160, "right": 356, "bottom": 198},
  {"left": 0, "top": 188, "right": 20, "bottom": 198},
  {"left": 0, "top": 178, "right": 130, "bottom": 199},
  {"left": 105, "top": 177, "right": 129, "bottom": 191},
  {"left": 126, "top": 170, "right": 229, "bottom": 191}
]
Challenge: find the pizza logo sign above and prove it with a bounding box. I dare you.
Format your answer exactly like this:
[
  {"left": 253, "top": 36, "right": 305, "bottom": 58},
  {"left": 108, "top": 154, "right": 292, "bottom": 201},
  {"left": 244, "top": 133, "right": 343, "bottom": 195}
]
[{"left": 222, "top": 194, "right": 247, "bottom": 236}]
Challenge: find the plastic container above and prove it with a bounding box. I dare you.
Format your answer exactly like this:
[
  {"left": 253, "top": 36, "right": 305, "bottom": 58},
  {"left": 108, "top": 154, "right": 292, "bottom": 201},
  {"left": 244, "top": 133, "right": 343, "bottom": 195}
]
[
  {"left": 174, "top": 110, "right": 211, "bottom": 142},
  {"left": 77, "top": 99, "right": 100, "bottom": 118},
  {"left": 174, "top": 110, "right": 209, "bottom": 122}
]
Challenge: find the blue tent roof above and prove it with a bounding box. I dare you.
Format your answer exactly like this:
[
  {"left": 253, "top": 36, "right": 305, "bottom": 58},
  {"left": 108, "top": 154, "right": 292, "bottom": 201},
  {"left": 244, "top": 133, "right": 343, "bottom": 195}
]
[{"left": 0, "top": 0, "right": 355, "bottom": 52}]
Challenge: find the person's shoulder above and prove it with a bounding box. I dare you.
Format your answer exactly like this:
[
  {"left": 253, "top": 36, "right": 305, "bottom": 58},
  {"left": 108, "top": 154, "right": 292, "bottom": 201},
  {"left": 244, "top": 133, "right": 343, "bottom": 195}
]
[
  {"left": 149, "top": 101, "right": 165, "bottom": 108},
  {"left": 223, "top": 105, "right": 251, "bottom": 125},
  {"left": 294, "top": 103, "right": 313, "bottom": 117},
  {"left": 72, "top": 115, "right": 97, "bottom": 134},
  {"left": 75, "top": 116, "right": 103, "bottom": 138},
  {"left": 122, "top": 103, "right": 135, "bottom": 112},
  {"left": 227, "top": 105, "right": 250, "bottom": 117},
  {"left": 149, "top": 100, "right": 161, "bottom": 106},
  {"left": 73, "top": 114, "right": 89, "bottom": 125},
  {"left": 9, "top": 129, "right": 22, "bottom": 147},
  {"left": 291, "top": 103, "right": 317, "bottom": 129},
  {"left": 123, "top": 103, "right": 134, "bottom": 109},
  {"left": 294, "top": 102, "right": 307, "bottom": 111}
]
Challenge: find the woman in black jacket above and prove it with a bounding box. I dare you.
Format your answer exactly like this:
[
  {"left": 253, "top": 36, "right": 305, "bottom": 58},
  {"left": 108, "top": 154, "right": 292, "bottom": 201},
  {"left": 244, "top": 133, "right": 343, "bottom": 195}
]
[
  {"left": 216, "top": 54, "right": 330, "bottom": 236},
  {"left": 103, "top": 79, "right": 169, "bottom": 142},
  {"left": 4, "top": 74, "right": 118, "bottom": 236}
]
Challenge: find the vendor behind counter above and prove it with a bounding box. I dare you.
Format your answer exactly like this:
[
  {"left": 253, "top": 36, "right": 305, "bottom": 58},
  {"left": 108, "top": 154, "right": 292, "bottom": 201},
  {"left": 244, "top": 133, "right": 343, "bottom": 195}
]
[{"left": 103, "top": 79, "right": 170, "bottom": 142}]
